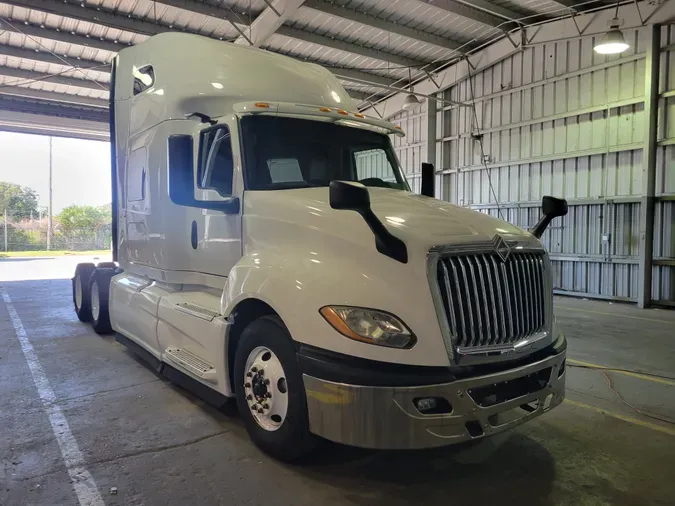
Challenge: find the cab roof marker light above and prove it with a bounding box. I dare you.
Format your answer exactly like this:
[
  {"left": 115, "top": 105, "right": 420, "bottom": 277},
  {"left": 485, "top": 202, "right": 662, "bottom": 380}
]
[
  {"left": 319, "top": 107, "right": 332, "bottom": 112},
  {"left": 354, "top": 113, "right": 365, "bottom": 118},
  {"left": 337, "top": 109, "right": 348, "bottom": 115},
  {"left": 255, "top": 102, "right": 270, "bottom": 108}
]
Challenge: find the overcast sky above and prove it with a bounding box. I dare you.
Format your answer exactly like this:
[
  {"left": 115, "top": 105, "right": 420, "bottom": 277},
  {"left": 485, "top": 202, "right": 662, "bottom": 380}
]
[{"left": 0, "top": 132, "right": 111, "bottom": 214}]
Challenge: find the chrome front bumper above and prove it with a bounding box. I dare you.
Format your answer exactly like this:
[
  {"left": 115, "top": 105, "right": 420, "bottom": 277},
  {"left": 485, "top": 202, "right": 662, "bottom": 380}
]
[{"left": 303, "top": 349, "right": 566, "bottom": 450}]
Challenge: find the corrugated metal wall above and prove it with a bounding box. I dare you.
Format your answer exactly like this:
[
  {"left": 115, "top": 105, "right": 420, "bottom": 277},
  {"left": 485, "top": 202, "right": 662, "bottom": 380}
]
[
  {"left": 388, "top": 26, "right": 674, "bottom": 304},
  {"left": 390, "top": 104, "right": 426, "bottom": 194}
]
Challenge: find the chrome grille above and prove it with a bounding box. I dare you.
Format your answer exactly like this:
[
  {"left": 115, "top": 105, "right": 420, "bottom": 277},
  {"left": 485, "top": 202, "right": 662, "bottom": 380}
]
[{"left": 436, "top": 251, "right": 548, "bottom": 349}]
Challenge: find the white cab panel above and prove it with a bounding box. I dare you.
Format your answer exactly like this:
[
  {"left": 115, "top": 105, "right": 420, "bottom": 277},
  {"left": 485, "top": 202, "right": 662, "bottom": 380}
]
[
  {"left": 110, "top": 273, "right": 164, "bottom": 358},
  {"left": 157, "top": 290, "right": 231, "bottom": 396},
  {"left": 220, "top": 188, "right": 536, "bottom": 368}
]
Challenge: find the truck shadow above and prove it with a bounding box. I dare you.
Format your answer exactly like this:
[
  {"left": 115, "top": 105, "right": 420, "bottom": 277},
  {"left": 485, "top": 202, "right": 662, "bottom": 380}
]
[
  {"left": 294, "top": 434, "right": 556, "bottom": 506},
  {"left": 155, "top": 365, "right": 556, "bottom": 506}
]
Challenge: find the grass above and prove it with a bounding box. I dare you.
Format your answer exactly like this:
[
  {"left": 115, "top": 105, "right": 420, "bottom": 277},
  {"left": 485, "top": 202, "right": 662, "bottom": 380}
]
[{"left": 0, "top": 250, "right": 110, "bottom": 258}]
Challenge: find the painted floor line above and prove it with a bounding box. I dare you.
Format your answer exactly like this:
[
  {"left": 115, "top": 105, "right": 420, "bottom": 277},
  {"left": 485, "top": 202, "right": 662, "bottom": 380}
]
[
  {"left": 567, "top": 358, "right": 675, "bottom": 387},
  {"left": 564, "top": 399, "right": 675, "bottom": 437},
  {"left": 1, "top": 287, "right": 105, "bottom": 506},
  {"left": 555, "top": 305, "right": 672, "bottom": 324}
]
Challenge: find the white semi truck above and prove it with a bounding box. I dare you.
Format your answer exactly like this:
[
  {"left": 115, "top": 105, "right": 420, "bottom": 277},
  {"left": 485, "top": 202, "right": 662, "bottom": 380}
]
[{"left": 73, "top": 32, "right": 568, "bottom": 461}]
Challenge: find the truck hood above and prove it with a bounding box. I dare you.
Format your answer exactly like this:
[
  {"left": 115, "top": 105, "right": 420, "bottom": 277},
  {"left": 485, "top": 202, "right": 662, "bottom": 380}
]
[{"left": 244, "top": 187, "right": 533, "bottom": 249}]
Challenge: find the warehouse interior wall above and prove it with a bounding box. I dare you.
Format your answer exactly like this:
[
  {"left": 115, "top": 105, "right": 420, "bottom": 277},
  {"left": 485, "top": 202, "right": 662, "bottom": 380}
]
[{"left": 383, "top": 2, "right": 674, "bottom": 307}]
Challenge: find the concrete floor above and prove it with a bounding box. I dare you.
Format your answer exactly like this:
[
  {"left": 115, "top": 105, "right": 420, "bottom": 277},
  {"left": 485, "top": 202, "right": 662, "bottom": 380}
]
[{"left": 1, "top": 257, "right": 674, "bottom": 506}]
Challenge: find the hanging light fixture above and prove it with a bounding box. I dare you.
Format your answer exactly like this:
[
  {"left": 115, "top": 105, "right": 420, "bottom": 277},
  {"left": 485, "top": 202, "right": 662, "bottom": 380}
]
[
  {"left": 402, "top": 93, "right": 422, "bottom": 110},
  {"left": 594, "top": 18, "right": 629, "bottom": 54},
  {"left": 402, "top": 68, "right": 423, "bottom": 110},
  {"left": 594, "top": 2, "right": 629, "bottom": 55}
]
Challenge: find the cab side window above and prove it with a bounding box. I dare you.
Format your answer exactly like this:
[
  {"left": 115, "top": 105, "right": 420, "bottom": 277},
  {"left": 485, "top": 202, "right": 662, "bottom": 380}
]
[
  {"left": 199, "top": 126, "right": 234, "bottom": 196},
  {"left": 133, "top": 65, "right": 154, "bottom": 95}
]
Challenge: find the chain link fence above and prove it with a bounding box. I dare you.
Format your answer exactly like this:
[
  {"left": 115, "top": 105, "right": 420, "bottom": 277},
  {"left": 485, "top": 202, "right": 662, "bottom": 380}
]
[{"left": 1, "top": 209, "right": 112, "bottom": 252}]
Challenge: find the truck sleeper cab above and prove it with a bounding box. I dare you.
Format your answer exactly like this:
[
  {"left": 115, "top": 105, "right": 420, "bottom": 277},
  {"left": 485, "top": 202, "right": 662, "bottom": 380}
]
[{"left": 72, "top": 32, "right": 567, "bottom": 461}]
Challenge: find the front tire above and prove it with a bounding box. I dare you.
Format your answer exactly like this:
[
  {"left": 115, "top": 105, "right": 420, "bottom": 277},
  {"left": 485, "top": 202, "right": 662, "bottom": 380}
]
[
  {"left": 234, "top": 315, "right": 318, "bottom": 462},
  {"left": 90, "top": 268, "right": 115, "bottom": 335},
  {"left": 73, "top": 263, "right": 96, "bottom": 322}
]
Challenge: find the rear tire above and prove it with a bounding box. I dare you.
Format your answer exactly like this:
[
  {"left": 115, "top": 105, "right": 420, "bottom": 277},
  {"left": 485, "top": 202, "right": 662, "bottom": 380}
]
[
  {"left": 234, "top": 315, "right": 318, "bottom": 462},
  {"left": 90, "top": 268, "right": 115, "bottom": 335},
  {"left": 73, "top": 263, "right": 96, "bottom": 322},
  {"left": 96, "top": 262, "right": 117, "bottom": 270}
]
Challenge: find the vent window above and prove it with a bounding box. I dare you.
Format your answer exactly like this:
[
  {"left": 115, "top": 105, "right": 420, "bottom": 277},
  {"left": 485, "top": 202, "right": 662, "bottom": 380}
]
[{"left": 133, "top": 65, "right": 155, "bottom": 95}]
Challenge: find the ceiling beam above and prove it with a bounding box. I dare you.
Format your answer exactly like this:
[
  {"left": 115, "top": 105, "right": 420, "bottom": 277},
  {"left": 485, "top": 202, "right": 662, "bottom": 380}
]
[
  {"left": 2, "top": 2, "right": 406, "bottom": 85},
  {"left": 0, "top": 96, "right": 108, "bottom": 123},
  {"left": 0, "top": 108, "right": 109, "bottom": 140},
  {"left": 329, "top": 68, "right": 396, "bottom": 87},
  {"left": 0, "top": 66, "right": 107, "bottom": 91},
  {"left": 0, "top": 87, "right": 108, "bottom": 107},
  {"left": 235, "top": 0, "right": 307, "bottom": 47},
  {"left": 160, "top": 0, "right": 426, "bottom": 66},
  {"left": 547, "top": 0, "right": 583, "bottom": 9},
  {"left": 1, "top": 24, "right": 397, "bottom": 89},
  {"left": 454, "top": 0, "right": 522, "bottom": 21},
  {"left": 276, "top": 26, "right": 425, "bottom": 67},
  {"left": 0, "top": 44, "right": 110, "bottom": 72},
  {"left": 0, "top": 20, "right": 123, "bottom": 53},
  {"left": 304, "top": 0, "right": 466, "bottom": 53},
  {"left": 0, "top": 42, "right": 398, "bottom": 92},
  {"left": 346, "top": 89, "right": 377, "bottom": 101},
  {"left": 153, "top": 0, "right": 245, "bottom": 25},
  {"left": 2, "top": 0, "right": 168, "bottom": 36},
  {"left": 418, "top": 0, "right": 517, "bottom": 28}
]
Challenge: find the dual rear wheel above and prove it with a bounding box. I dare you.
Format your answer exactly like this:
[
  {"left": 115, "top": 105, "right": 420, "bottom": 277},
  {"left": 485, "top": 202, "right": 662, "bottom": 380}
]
[{"left": 72, "top": 263, "right": 116, "bottom": 334}]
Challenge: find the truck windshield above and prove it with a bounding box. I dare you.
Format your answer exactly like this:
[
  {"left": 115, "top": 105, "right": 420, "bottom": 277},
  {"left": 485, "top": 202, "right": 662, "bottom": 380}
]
[{"left": 240, "top": 115, "right": 409, "bottom": 191}]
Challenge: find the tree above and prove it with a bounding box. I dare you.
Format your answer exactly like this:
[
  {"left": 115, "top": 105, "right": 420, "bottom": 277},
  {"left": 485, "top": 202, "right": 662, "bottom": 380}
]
[
  {"left": 57, "top": 204, "right": 110, "bottom": 234},
  {"left": 0, "top": 182, "right": 40, "bottom": 219}
]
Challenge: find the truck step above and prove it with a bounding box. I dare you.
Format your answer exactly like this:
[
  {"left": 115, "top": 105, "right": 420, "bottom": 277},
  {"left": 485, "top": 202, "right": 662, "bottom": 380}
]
[
  {"left": 174, "top": 302, "right": 220, "bottom": 321},
  {"left": 164, "top": 348, "right": 217, "bottom": 383}
]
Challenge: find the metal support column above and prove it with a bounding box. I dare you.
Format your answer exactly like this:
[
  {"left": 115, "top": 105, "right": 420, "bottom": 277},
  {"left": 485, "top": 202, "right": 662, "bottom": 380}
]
[
  {"left": 426, "top": 94, "right": 438, "bottom": 198},
  {"left": 638, "top": 24, "right": 660, "bottom": 308},
  {"left": 47, "top": 136, "right": 53, "bottom": 251}
]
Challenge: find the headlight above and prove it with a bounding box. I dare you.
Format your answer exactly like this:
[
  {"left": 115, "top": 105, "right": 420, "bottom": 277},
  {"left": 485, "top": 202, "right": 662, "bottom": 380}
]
[{"left": 319, "top": 306, "right": 416, "bottom": 349}]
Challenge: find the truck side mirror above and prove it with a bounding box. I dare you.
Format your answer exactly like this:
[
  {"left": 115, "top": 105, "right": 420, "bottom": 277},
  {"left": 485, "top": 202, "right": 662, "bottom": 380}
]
[
  {"left": 531, "top": 196, "right": 568, "bottom": 239},
  {"left": 421, "top": 163, "right": 435, "bottom": 198},
  {"left": 329, "top": 181, "right": 408, "bottom": 263},
  {"left": 329, "top": 180, "right": 370, "bottom": 211},
  {"left": 542, "top": 195, "right": 568, "bottom": 218},
  {"left": 167, "top": 134, "right": 239, "bottom": 213}
]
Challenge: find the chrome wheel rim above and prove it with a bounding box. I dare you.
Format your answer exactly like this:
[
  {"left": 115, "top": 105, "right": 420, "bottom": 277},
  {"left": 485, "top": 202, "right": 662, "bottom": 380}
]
[
  {"left": 244, "top": 346, "right": 288, "bottom": 432},
  {"left": 91, "top": 280, "right": 100, "bottom": 321},
  {"left": 75, "top": 274, "right": 83, "bottom": 309}
]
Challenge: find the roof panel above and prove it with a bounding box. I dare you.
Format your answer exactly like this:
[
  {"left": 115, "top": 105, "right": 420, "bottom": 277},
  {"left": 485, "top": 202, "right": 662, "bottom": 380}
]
[
  {"left": 335, "top": 0, "right": 499, "bottom": 43},
  {"left": 265, "top": 32, "right": 413, "bottom": 82},
  {"left": 490, "top": 0, "right": 570, "bottom": 19},
  {"left": 290, "top": 7, "right": 459, "bottom": 64},
  {"left": 0, "top": 29, "right": 115, "bottom": 63},
  {"left": 0, "top": 0, "right": 618, "bottom": 117}
]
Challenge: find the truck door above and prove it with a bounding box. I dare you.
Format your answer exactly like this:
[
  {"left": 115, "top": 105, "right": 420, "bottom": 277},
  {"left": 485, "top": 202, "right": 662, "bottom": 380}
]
[
  {"left": 189, "top": 118, "right": 242, "bottom": 277},
  {"left": 125, "top": 146, "right": 151, "bottom": 265}
]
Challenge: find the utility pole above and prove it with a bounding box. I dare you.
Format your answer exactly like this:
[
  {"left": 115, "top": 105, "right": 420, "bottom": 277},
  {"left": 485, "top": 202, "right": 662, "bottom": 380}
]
[
  {"left": 47, "top": 136, "right": 53, "bottom": 251},
  {"left": 4, "top": 208, "right": 7, "bottom": 253}
]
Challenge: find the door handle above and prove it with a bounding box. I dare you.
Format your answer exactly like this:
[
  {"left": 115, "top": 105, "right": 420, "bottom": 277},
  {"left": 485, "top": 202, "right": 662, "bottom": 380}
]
[{"left": 191, "top": 220, "right": 198, "bottom": 249}]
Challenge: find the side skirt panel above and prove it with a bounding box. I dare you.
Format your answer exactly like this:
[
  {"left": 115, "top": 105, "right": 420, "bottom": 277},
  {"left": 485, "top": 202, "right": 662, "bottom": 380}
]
[
  {"left": 115, "top": 331, "right": 232, "bottom": 409},
  {"left": 161, "top": 363, "right": 231, "bottom": 409},
  {"left": 116, "top": 332, "right": 162, "bottom": 372}
]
